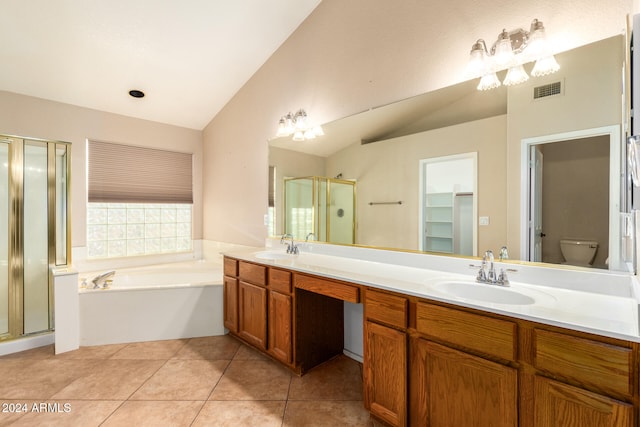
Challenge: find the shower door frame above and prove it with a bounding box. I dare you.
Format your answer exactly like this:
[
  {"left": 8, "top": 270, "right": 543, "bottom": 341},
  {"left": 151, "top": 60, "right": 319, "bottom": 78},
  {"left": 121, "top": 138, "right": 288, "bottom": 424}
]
[{"left": 2, "top": 135, "right": 71, "bottom": 341}]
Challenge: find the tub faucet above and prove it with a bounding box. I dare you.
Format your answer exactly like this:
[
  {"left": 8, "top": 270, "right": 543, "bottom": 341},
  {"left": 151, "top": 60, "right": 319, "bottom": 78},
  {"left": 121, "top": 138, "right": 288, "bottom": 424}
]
[
  {"left": 92, "top": 270, "right": 115, "bottom": 289},
  {"left": 305, "top": 232, "right": 315, "bottom": 242},
  {"left": 280, "top": 234, "right": 299, "bottom": 254}
]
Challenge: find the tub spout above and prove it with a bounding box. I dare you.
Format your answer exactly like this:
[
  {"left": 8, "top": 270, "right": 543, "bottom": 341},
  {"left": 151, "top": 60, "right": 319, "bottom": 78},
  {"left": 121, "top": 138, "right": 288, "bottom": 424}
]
[{"left": 92, "top": 270, "right": 115, "bottom": 288}]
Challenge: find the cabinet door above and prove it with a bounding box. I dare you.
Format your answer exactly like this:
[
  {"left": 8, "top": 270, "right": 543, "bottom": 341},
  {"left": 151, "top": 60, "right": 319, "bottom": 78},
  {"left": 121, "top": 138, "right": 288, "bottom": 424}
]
[
  {"left": 268, "top": 290, "right": 292, "bottom": 364},
  {"left": 238, "top": 281, "right": 267, "bottom": 350},
  {"left": 534, "top": 376, "right": 633, "bottom": 427},
  {"left": 417, "top": 339, "right": 517, "bottom": 427},
  {"left": 364, "top": 321, "right": 407, "bottom": 427},
  {"left": 223, "top": 276, "right": 238, "bottom": 332}
]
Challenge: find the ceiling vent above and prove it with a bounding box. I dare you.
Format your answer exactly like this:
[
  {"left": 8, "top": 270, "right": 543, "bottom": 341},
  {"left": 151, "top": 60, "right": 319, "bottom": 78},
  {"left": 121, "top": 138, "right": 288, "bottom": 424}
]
[{"left": 533, "top": 81, "right": 562, "bottom": 100}]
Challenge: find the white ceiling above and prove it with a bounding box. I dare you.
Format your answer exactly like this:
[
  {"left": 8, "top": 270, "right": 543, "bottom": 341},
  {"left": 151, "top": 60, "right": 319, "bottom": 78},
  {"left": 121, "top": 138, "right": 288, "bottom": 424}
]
[{"left": 0, "top": 0, "right": 321, "bottom": 130}]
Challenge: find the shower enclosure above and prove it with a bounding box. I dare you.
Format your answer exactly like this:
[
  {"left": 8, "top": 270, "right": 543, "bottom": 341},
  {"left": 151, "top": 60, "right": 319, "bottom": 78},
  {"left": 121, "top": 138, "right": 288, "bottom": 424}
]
[
  {"left": 0, "top": 135, "right": 71, "bottom": 341},
  {"left": 284, "top": 176, "right": 356, "bottom": 244}
]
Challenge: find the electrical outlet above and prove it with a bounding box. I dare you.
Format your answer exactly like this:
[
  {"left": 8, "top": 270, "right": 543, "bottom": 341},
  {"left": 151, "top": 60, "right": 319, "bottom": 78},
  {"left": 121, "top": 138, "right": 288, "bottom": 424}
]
[{"left": 479, "top": 216, "right": 490, "bottom": 226}]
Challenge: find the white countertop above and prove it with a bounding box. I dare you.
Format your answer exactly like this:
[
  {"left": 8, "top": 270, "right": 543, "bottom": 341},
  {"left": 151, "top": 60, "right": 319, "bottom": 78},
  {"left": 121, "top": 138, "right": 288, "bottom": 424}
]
[{"left": 225, "top": 244, "right": 640, "bottom": 343}]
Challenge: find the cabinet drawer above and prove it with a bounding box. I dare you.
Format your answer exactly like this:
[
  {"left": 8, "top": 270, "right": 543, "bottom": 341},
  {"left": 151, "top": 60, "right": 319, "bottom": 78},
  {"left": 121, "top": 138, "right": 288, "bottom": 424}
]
[
  {"left": 534, "top": 329, "right": 632, "bottom": 398},
  {"left": 223, "top": 257, "right": 238, "bottom": 277},
  {"left": 238, "top": 261, "right": 266, "bottom": 287},
  {"left": 365, "top": 289, "right": 408, "bottom": 329},
  {"left": 294, "top": 274, "right": 360, "bottom": 303},
  {"left": 416, "top": 302, "right": 516, "bottom": 362},
  {"left": 269, "top": 268, "right": 292, "bottom": 294}
]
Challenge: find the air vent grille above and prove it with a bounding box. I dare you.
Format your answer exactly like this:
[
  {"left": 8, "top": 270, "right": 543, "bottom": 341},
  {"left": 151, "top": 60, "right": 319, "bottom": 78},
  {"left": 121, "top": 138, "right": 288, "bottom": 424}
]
[{"left": 533, "top": 81, "right": 562, "bottom": 99}]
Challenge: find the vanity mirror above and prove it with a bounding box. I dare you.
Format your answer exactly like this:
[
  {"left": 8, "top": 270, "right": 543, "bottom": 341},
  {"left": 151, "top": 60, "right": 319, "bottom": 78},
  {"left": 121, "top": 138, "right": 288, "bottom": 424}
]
[{"left": 269, "top": 34, "right": 631, "bottom": 272}]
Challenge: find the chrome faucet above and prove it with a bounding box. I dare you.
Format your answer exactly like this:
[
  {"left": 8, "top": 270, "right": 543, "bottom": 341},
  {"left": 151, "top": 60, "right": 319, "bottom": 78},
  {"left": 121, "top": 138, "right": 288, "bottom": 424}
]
[
  {"left": 91, "top": 270, "right": 115, "bottom": 289},
  {"left": 280, "top": 234, "right": 299, "bottom": 254},
  {"left": 305, "top": 232, "right": 315, "bottom": 242},
  {"left": 475, "top": 250, "right": 509, "bottom": 287}
]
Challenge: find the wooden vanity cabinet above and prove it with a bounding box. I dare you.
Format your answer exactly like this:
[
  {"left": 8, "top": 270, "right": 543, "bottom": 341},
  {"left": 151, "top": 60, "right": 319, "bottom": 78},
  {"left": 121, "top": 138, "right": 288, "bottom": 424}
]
[
  {"left": 223, "top": 258, "right": 239, "bottom": 332},
  {"left": 237, "top": 261, "right": 267, "bottom": 350},
  {"left": 363, "top": 288, "right": 408, "bottom": 427},
  {"left": 531, "top": 328, "right": 634, "bottom": 427},
  {"left": 411, "top": 301, "right": 518, "bottom": 426},
  {"left": 267, "top": 268, "right": 293, "bottom": 364},
  {"left": 534, "top": 376, "right": 633, "bottom": 427},
  {"left": 223, "top": 256, "right": 639, "bottom": 426}
]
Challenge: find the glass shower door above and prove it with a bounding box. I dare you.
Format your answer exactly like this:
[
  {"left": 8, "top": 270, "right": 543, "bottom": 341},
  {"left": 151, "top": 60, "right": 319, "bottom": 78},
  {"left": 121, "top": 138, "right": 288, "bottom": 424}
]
[{"left": 23, "top": 141, "right": 50, "bottom": 334}]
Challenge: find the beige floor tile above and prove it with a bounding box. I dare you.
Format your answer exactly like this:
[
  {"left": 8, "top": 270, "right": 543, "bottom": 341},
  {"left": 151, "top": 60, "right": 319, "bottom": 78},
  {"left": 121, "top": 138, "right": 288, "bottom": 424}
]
[
  {"left": 54, "top": 343, "right": 128, "bottom": 360},
  {"left": 131, "top": 359, "right": 229, "bottom": 400},
  {"left": 193, "top": 400, "right": 286, "bottom": 427},
  {"left": 289, "top": 355, "right": 363, "bottom": 401},
  {"left": 172, "top": 335, "right": 240, "bottom": 360},
  {"left": 232, "top": 343, "right": 269, "bottom": 361},
  {"left": 101, "top": 400, "right": 203, "bottom": 427},
  {"left": 0, "top": 359, "right": 99, "bottom": 399},
  {"left": 210, "top": 360, "right": 291, "bottom": 401},
  {"left": 52, "top": 359, "right": 165, "bottom": 400},
  {"left": 0, "top": 344, "right": 56, "bottom": 360},
  {"left": 109, "top": 339, "right": 188, "bottom": 360},
  {"left": 8, "top": 400, "right": 122, "bottom": 427},
  {"left": 283, "top": 400, "right": 373, "bottom": 426}
]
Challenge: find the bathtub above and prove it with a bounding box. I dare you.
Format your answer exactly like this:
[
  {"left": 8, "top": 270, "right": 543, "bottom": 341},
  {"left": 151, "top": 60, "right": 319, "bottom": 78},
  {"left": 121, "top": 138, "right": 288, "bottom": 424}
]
[{"left": 78, "top": 260, "right": 225, "bottom": 346}]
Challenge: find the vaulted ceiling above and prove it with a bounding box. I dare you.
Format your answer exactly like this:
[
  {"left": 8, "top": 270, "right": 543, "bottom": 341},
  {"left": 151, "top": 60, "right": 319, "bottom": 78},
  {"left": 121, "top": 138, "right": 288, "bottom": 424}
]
[{"left": 0, "top": 1, "right": 321, "bottom": 130}]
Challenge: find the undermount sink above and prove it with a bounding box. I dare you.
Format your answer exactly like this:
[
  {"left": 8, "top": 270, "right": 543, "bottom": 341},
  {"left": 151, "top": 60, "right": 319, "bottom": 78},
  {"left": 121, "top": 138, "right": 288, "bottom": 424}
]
[
  {"left": 254, "top": 251, "right": 293, "bottom": 260},
  {"left": 434, "top": 281, "right": 535, "bottom": 305}
]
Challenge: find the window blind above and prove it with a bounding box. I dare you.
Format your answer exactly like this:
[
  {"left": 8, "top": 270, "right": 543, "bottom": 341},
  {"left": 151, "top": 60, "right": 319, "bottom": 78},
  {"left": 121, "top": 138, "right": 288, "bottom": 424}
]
[{"left": 88, "top": 140, "right": 193, "bottom": 204}]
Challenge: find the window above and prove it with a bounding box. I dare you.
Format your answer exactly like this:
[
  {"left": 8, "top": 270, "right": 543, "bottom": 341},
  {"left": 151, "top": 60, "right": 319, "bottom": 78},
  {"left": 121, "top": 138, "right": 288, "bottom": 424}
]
[
  {"left": 87, "top": 203, "right": 192, "bottom": 258},
  {"left": 87, "top": 140, "right": 193, "bottom": 259}
]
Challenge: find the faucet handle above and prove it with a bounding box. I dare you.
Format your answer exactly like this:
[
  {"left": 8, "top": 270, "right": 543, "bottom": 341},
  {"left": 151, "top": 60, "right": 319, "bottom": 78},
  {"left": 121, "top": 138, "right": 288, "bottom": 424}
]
[
  {"left": 498, "top": 268, "right": 510, "bottom": 287},
  {"left": 475, "top": 261, "right": 487, "bottom": 282}
]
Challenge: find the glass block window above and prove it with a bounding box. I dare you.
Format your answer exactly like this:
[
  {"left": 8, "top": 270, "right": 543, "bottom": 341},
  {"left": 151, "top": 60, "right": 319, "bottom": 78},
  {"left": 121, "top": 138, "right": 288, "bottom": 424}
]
[{"left": 87, "top": 203, "right": 192, "bottom": 258}]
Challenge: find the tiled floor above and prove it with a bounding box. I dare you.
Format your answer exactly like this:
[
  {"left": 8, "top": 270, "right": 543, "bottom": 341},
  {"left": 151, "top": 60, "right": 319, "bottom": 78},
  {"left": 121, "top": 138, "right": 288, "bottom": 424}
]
[{"left": 0, "top": 336, "right": 379, "bottom": 426}]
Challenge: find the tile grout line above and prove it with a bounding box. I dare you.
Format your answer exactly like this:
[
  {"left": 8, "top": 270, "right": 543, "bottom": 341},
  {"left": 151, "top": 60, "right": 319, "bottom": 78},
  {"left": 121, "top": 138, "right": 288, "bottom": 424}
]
[{"left": 189, "top": 341, "right": 241, "bottom": 425}]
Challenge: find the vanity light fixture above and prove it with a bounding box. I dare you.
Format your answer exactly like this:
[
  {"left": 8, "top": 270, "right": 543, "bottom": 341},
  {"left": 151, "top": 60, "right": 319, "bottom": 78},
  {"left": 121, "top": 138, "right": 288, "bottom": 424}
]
[
  {"left": 276, "top": 109, "right": 324, "bottom": 141},
  {"left": 467, "top": 19, "right": 560, "bottom": 91}
]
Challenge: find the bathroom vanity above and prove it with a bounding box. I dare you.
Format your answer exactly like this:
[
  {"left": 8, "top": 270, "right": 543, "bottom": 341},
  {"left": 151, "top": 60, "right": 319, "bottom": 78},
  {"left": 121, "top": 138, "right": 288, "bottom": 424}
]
[{"left": 223, "top": 247, "right": 639, "bottom": 426}]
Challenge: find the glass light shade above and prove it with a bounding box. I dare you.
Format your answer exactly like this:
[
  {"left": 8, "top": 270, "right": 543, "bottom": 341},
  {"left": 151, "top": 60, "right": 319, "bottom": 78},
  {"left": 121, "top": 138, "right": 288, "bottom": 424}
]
[
  {"left": 477, "top": 73, "right": 501, "bottom": 91},
  {"left": 531, "top": 55, "right": 560, "bottom": 77},
  {"left": 503, "top": 64, "right": 529, "bottom": 86},
  {"left": 466, "top": 40, "right": 489, "bottom": 77},
  {"left": 312, "top": 125, "right": 324, "bottom": 136},
  {"left": 303, "top": 129, "right": 316, "bottom": 139},
  {"left": 493, "top": 30, "right": 515, "bottom": 68},
  {"left": 292, "top": 131, "right": 305, "bottom": 141},
  {"left": 284, "top": 113, "right": 295, "bottom": 134},
  {"left": 294, "top": 110, "right": 308, "bottom": 130},
  {"left": 525, "top": 19, "right": 550, "bottom": 61},
  {"left": 276, "top": 118, "right": 289, "bottom": 137}
]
